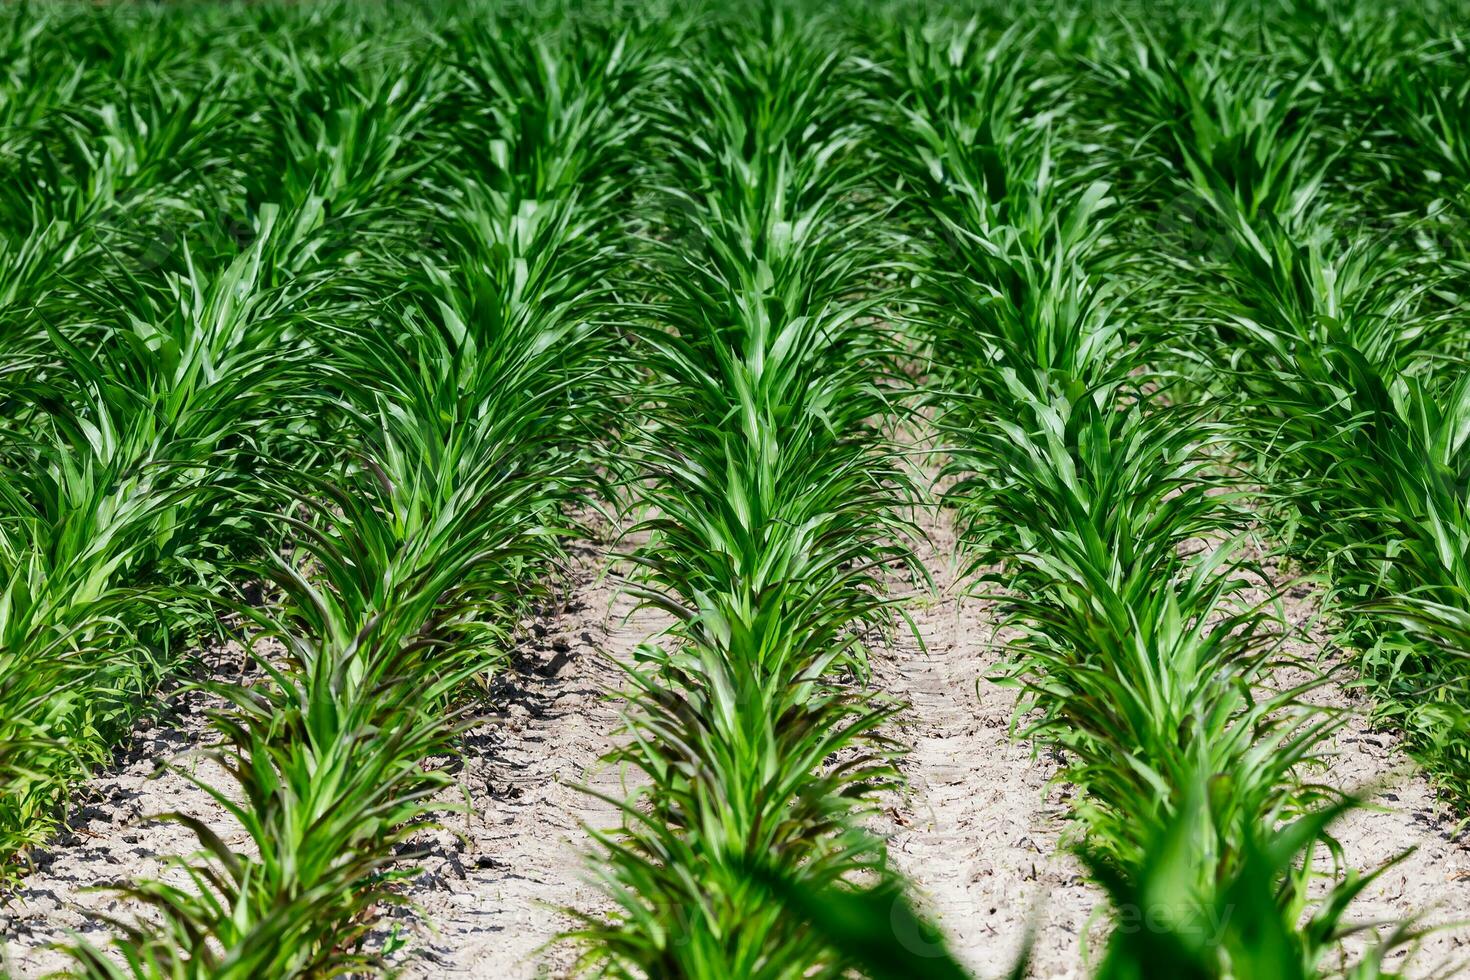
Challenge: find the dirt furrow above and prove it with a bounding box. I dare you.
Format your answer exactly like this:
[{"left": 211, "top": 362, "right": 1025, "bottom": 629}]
[
  {"left": 1264, "top": 581, "right": 1470, "bottom": 976},
  {"left": 876, "top": 506, "right": 1102, "bottom": 979},
  {"left": 392, "top": 545, "right": 662, "bottom": 979}
]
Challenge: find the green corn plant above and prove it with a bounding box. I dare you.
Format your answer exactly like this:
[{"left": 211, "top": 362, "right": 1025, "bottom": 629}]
[
  {"left": 0, "top": 25, "right": 252, "bottom": 353},
  {"left": 0, "top": 6, "right": 89, "bottom": 143},
  {"left": 1083, "top": 771, "right": 1428, "bottom": 980},
  {"left": 1084, "top": 0, "right": 1470, "bottom": 809},
  {"left": 942, "top": 378, "right": 1347, "bottom": 920},
  {"left": 1351, "top": 47, "right": 1470, "bottom": 273},
  {"left": 241, "top": 55, "right": 444, "bottom": 237},
  {"left": 569, "top": 8, "right": 930, "bottom": 976},
  {"left": 424, "top": 12, "right": 665, "bottom": 465},
  {"left": 0, "top": 221, "right": 91, "bottom": 352},
  {"left": 61, "top": 480, "right": 497, "bottom": 979},
  {"left": 0, "top": 0, "right": 482, "bottom": 871},
  {"left": 888, "top": 18, "right": 1413, "bottom": 974},
  {"left": 578, "top": 633, "right": 907, "bottom": 977},
  {"left": 60, "top": 284, "right": 613, "bottom": 974},
  {"left": 1174, "top": 181, "right": 1470, "bottom": 800},
  {"left": 59, "top": 11, "right": 644, "bottom": 966},
  {"left": 0, "top": 448, "right": 191, "bottom": 866},
  {"left": 0, "top": 188, "right": 354, "bottom": 869},
  {"left": 442, "top": 14, "right": 655, "bottom": 205},
  {"left": 0, "top": 231, "right": 300, "bottom": 864},
  {"left": 3, "top": 79, "right": 236, "bottom": 236},
  {"left": 1262, "top": 3, "right": 1446, "bottom": 240},
  {"left": 1094, "top": 33, "right": 1328, "bottom": 228},
  {"left": 881, "top": 22, "right": 1134, "bottom": 403},
  {"left": 933, "top": 259, "right": 1419, "bottom": 978},
  {"left": 1269, "top": 0, "right": 1419, "bottom": 89}
]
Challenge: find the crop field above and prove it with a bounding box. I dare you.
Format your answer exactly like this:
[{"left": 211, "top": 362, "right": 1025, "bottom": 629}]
[{"left": 1, "top": 0, "right": 1469, "bottom": 977}]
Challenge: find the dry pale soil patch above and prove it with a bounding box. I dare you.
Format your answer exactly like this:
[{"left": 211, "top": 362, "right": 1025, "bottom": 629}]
[{"left": 875, "top": 503, "right": 1102, "bottom": 979}]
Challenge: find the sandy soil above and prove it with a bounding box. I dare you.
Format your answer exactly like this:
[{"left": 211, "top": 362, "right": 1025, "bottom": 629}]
[
  {"left": 0, "top": 644, "right": 251, "bottom": 979},
  {"left": 876, "top": 505, "right": 1103, "bottom": 979},
  {"left": 1317, "top": 715, "right": 1470, "bottom": 977},
  {"left": 385, "top": 541, "right": 666, "bottom": 979},
  {"left": 1257, "top": 574, "right": 1470, "bottom": 976}
]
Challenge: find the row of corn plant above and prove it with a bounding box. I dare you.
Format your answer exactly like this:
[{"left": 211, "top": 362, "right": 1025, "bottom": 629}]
[
  {"left": 0, "top": 1, "right": 459, "bottom": 875},
  {"left": 566, "top": 10, "right": 957, "bottom": 976},
  {"left": 0, "top": 203, "right": 314, "bottom": 869},
  {"left": 0, "top": 17, "right": 306, "bottom": 865},
  {"left": 883, "top": 20, "right": 1421, "bottom": 975},
  {"left": 1097, "top": 20, "right": 1470, "bottom": 807},
  {"left": 55, "top": 14, "right": 655, "bottom": 976}
]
